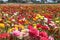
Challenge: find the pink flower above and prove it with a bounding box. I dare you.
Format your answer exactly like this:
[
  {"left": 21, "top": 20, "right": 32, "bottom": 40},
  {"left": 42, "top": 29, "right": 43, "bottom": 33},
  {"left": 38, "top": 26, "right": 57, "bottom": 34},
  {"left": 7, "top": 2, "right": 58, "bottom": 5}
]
[
  {"left": 40, "top": 37, "right": 49, "bottom": 40},
  {"left": 12, "top": 30, "right": 20, "bottom": 36},
  {"left": 49, "top": 36, "right": 54, "bottom": 40},
  {"left": 39, "top": 31, "right": 48, "bottom": 37},
  {"left": 28, "top": 25, "right": 39, "bottom": 37}
]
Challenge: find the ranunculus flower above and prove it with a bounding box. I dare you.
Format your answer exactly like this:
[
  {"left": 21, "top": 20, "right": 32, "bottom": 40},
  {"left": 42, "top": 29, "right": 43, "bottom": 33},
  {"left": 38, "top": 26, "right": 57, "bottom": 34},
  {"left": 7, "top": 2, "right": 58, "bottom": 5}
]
[
  {"left": 37, "top": 24, "right": 49, "bottom": 30},
  {"left": 37, "top": 24, "right": 42, "bottom": 28},
  {"left": 40, "top": 37, "right": 49, "bottom": 40},
  {"left": 21, "top": 29, "right": 29, "bottom": 37},
  {"left": 0, "top": 23, "right": 5, "bottom": 28},
  {"left": 39, "top": 31, "right": 48, "bottom": 37},
  {"left": 0, "top": 33, "right": 10, "bottom": 38},
  {"left": 41, "top": 26, "right": 49, "bottom": 30},
  {"left": 48, "top": 21, "right": 57, "bottom": 28},
  {"left": 43, "top": 14, "right": 53, "bottom": 19},
  {"left": 49, "top": 36, "right": 54, "bottom": 40},
  {"left": 28, "top": 25, "right": 39, "bottom": 37},
  {"left": 12, "top": 30, "right": 20, "bottom": 36}
]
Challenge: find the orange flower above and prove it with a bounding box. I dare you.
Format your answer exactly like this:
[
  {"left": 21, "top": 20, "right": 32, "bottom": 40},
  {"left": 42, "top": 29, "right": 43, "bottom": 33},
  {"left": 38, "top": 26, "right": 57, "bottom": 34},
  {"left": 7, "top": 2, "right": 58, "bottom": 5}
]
[
  {"left": 24, "top": 20, "right": 29, "bottom": 24},
  {"left": 33, "top": 17, "right": 38, "bottom": 21}
]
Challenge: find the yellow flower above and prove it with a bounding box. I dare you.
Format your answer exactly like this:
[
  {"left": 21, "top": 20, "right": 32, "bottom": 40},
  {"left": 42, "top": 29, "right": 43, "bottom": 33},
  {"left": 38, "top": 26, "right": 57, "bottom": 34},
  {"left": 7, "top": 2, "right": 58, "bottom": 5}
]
[
  {"left": 19, "top": 24, "right": 24, "bottom": 29},
  {"left": 14, "top": 27, "right": 18, "bottom": 30},
  {"left": 55, "top": 20, "right": 60, "bottom": 23},
  {"left": 14, "top": 24, "right": 24, "bottom": 29},
  {"left": 36, "top": 14, "right": 44, "bottom": 19},
  {"left": 8, "top": 27, "right": 18, "bottom": 33},
  {"left": 6, "top": 20, "right": 11, "bottom": 23},
  {"left": 21, "top": 29, "right": 28, "bottom": 33},
  {"left": 0, "top": 23, "right": 5, "bottom": 28},
  {"left": 33, "top": 24, "right": 37, "bottom": 29},
  {"left": 8, "top": 29, "right": 12, "bottom": 33}
]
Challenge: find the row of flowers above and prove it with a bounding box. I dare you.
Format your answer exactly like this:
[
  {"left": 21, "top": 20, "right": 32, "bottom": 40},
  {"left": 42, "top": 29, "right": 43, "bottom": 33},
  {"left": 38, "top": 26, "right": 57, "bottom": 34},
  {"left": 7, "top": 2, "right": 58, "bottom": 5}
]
[{"left": 0, "top": 4, "right": 60, "bottom": 40}]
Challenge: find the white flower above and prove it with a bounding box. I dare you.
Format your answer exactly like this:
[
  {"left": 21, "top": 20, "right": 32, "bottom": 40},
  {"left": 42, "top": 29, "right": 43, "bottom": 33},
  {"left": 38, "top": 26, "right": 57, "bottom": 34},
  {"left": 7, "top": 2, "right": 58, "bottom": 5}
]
[
  {"left": 14, "top": 12, "right": 19, "bottom": 15},
  {"left": 17, "top": 32, "right": 23, "bottom": 39},
  {"left": 21, "top": 29, "right": 29, "bottom": 33},
  {"left": 11, "top": 23, "right": 14, "bottom": 26},
  {"left": 22, "top": 18, "right": 25, "bottom": 21},
  {"left": 17, "top": 29, "right": 29, "bottom": 39},
  {"left": 44, "top": 18, "right": 48, "bottom": 22},
  {"left": 4, "top": 14, "right": 8, "bottom": 16}
]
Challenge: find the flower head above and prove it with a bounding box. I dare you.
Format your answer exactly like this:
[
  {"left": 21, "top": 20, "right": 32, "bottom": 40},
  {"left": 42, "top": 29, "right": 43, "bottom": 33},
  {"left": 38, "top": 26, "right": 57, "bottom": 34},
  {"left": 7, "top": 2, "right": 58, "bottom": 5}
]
[
  {"left": 0, "top": 23, "right": 5, "bottom": 28},
  {"left": 12, "top": 30, "right": 20, "bottom": 36}
]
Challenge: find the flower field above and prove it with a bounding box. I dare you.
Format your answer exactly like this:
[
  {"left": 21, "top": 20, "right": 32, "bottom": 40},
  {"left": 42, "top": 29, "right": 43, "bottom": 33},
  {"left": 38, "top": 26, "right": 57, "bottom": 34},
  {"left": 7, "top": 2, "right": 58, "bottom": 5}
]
[{"left": 0, "top": 4, "right": 60, "bottom": 40}]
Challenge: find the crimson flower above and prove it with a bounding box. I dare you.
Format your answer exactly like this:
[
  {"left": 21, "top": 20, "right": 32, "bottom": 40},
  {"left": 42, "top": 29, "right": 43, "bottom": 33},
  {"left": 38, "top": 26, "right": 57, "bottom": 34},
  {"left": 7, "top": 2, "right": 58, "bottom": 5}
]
[{"left": 0, "top": 33, "right": 10, "bottom": 38}]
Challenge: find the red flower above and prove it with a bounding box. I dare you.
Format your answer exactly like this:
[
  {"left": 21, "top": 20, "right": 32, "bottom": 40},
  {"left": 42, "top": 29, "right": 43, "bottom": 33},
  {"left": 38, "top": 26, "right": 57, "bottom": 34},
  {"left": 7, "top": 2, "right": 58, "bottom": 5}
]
[
  {"left": 41, "top": 26, "right": 49, "bottom": 30},
  {"left": 37, "top": 24, "right": 49, "bottom": 30},
  {"left": 0, "top": 33, "right": 10, "bottom": 39},
  {"left": 37, "top": 24, "right": 42, "bottom": 28},
  {"left": 43, "top": 14, "right": 53, "bottom": 20}
]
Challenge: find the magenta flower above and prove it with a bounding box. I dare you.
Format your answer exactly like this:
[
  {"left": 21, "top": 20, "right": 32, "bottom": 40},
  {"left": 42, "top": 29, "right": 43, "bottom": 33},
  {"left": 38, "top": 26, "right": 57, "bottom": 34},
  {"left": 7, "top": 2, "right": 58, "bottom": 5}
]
[
  {"left": 28, "top": 25, "right": 39, "bottom": 37},
  {"left": 40, "top": 37, "right": 49, "bottom": 40},
  {"left": 39, "top": 31, "right": 48, "bottom": 37}
]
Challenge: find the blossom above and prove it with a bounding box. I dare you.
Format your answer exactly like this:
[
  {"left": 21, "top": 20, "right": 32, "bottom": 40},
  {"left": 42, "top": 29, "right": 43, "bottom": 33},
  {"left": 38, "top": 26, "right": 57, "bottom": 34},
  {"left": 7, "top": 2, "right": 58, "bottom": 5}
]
[
  {"left": 39, "top": 31, "right": 49, "bottom": 40},
  {"left": 39, "top": 31, "right": 48, "bottom": 37},
  {"left": 43, "top": 14, "right": 52, "bottom": 19},
  {"left": 21, "top": 29, "right": 29, "bottom": 37},
  {"left": 37, "top": 24, "right": 49, "bottom": 30},
  {"left": 44, "top": 17, "right": 48, "bottom": 22},
  {"left": 28, "top": 25, "right": 39, "bottom": 37},
  {"left": 37, "top": 24, "right": 42, "bottom": 28},
  {"left": 17, "top": 29, "right": 29, "bottom": 39},
  {"left": 24, "top": 20, "right": 29, "bottom": 24},
  {"left": 33, "top": 24, "right": 37, "bottom": 29},
  {"left": 40, "top": 37, "right": 49, "bottom": 40},
  {"left": 36, "top": 14, "right": 44, "bottom": 19},
  {"left": 0, "top": 33, "right": 10, "bottom": 38},
  {"left": 49, "top": 36, "right": 54, "bottom": 40},
  {"left": 12, "top": 30, "right": 20, "bottom": 36},
  {"left": 48, "top": 21, "right": 57, "bottom": 28},
  {"left": 0, "top": 23, "right": 5, "bottom": 28},
  {"left": 14, "top": 24, "right": 24, "bottom": 29}
]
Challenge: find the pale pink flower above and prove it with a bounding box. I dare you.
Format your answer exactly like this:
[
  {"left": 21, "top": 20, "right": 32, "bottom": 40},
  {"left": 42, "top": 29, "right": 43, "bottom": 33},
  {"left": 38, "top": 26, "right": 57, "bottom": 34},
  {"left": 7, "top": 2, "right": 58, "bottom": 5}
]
[{"left": 49, "top": 36, "right": 54, "bottom": 40}]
